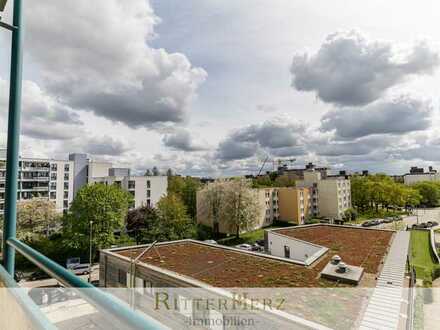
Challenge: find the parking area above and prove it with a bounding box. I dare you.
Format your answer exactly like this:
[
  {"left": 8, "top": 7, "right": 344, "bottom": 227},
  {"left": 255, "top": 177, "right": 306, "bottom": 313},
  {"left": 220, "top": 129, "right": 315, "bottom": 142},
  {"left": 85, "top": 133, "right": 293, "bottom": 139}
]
[{"left": 358, "top": 208, "right": 440, "bottom": 231}]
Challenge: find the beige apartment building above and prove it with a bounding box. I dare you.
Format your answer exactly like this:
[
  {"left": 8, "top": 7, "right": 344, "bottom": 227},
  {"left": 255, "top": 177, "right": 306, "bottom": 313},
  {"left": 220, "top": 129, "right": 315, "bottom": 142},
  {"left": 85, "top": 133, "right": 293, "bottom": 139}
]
[
  {"left": 297, "top": 170, "right": 351, "bottom": 219},
  {"left": 196, "top": 186, "right": 279, "bottom": 235},
  {"left": 197, "top": 184, "right": 314, "bottom": 235},
  {"left": 277, "top": 187, "right": 311, "bottom": 225}
]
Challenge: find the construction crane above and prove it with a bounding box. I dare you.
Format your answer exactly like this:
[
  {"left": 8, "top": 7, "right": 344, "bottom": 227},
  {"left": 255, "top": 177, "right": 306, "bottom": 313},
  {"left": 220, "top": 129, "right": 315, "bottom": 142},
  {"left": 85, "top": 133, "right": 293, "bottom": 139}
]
[
  {"left": 257, "top": 156, "right": 270, "bottom": 176},
  {"left": 257, "top": 157, "right": 296, "bottom": 176}
]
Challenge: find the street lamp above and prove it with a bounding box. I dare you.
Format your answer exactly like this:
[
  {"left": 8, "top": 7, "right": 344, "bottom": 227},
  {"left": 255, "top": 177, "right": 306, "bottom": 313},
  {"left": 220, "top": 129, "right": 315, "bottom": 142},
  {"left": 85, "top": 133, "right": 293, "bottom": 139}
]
[
  {"left": 1, "top": 0, "right": 24, "bottom": 275},
  {"left": 89, "top": 220, "right": 93, "bottom": 283}
]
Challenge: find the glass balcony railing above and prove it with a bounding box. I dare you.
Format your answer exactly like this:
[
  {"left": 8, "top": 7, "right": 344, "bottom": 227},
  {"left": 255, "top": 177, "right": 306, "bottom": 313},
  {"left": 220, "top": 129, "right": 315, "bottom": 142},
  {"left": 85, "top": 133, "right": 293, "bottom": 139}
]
[{"left": 0, "top": 238, "right": 164, "bottom": 330}]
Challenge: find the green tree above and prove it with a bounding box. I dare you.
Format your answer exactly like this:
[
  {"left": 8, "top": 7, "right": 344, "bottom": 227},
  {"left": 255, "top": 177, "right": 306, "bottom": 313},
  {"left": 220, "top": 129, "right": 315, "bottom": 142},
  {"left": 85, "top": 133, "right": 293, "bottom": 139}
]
[
  {"left": 17, "top": 198, "right": 59, "bottom": 240},
  {"left": 412, "top": 182, "right": 440, "bottom": 207},
  {"left": 64, "top": 183, "right": 132, "bottom": 250},
  {"left": 126, "top": 205, "right": 159, "bottom": 244},
  {"left": 168, "top": 176, "right": 201, "bottom": 220},
  {"left": 154, "top": 194, "right": 196, "bottom": 241},
  {"left": 343, "top": 208, "right": 358, "bottom": 222}
]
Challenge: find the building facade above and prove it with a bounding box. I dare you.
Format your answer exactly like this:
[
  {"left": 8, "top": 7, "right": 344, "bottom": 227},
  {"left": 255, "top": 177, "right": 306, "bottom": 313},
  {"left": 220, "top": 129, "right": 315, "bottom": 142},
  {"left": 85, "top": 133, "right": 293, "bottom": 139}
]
[
  {"left": 297, "top": 170, "right": 351, "bottom": 219},
  {"left": 89, "top": 175, "right": 168, "bottom": 209},
  {"left": 277, "top": 187, "right": 311, "bottom": 225},
  {"left": 0, "top": 157, "right": 74, "bottom": 214},
  {"left": 196, "top": 186, "right": 279, "bottom": 235},
  {"left": 196, "top": 184, "right": 315, "bottom": 235}
]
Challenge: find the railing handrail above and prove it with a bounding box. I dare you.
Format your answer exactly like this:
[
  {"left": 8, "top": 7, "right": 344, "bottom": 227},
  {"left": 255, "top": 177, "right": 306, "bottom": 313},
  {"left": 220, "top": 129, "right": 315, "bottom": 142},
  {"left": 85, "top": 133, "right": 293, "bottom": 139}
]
[
  {"left": 7, "top": 237, "right": 164, "bottom": 330},
  {"left": 0, "top": 263, "right": 57, "bottom": 330}
]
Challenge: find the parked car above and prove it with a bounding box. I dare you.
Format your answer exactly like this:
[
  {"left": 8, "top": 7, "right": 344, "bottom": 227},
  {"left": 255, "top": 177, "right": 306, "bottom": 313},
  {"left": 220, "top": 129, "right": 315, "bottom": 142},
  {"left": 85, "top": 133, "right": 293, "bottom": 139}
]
[
  {"left": 251, "top": 243, "right": 264, "bottom": 252},
  {"left": 370, "top": 219, "right": 381, "bottom": 226},
  {"left": 431, "top": 221, "right": 439, "bottom": 227},
  {"left": 361, "top": 221, "right": 372, "bottom": 227},
  {"left": 29, "top": 270, "right": 50, "bottom": 281},
  {"left": 235, "top": 244, "right": 253, "bottom": 251},
  {"left": 203, "top": 239, "right": 217, "bottom": 244},
  {"left": 69, "top": 264, "right": 90, "bottom": 275},
  {"left": 383, "top": 217, "right": 394, "bottom": 223},
  {"left": 255, "top": 239, "right": 265, "bottom": 247}
]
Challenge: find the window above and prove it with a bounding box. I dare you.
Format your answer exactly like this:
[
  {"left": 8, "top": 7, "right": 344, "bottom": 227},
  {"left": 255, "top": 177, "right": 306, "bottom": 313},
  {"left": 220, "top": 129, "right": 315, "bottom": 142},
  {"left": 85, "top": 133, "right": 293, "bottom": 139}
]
[
  {"left": 146, "top": 190, "right": 151, "bottom": 198},
  {"left": 51, "top": 164, "right": 57, "bottom": 171},
  {"left": 284, "top": 245, "right": 290, "bottom": 258},
  {"left": 64, "top": 191, "right": 68, "bottom": 199},
  {"left": 50, "top": 182, "right": 56, "bottom": 190},
  {"left": 147, "top": 180, "right": 151, "bottom": 189},
  {"left": 63, "top": 200, "right": 68, "bottom": 208},
  {"left": 64, "top": 182, "right": 69, "bottom": 190},
  {"left": 147, "top": 199, "right": 151, "bottom": 207},
  {"left": 51, "top": 173, "right": 57, "bottom": 180},
  {"left": 118, "top": 270, "right": 127, "bottom": 286},
  {"left": 50, "top": 192, "right": 56, "bottom": 199},
  {"left": 64, "top": 164, "right": 70, "bottom": 172},
  {"left": 64, "top": 173, "right": 69, "bottom": 180}
]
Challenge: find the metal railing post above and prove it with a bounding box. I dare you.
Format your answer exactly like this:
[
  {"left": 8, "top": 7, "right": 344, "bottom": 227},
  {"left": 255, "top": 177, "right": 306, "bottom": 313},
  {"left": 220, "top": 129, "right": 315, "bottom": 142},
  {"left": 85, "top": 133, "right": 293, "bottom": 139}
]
[{"left": 2, "top": 0, "right": 24, "bottom": 274}]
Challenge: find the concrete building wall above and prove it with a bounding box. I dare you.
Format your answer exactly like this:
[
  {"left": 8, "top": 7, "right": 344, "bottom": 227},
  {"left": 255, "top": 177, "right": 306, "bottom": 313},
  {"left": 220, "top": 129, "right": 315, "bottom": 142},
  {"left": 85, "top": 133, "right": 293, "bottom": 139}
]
[
  {"left": 266, "top": 231, "right": 326, "bottom": 265},
  {"left": 69, "top": 153, "right": 88, "bottom": 198},
  {"left": 277, "top": 187, "right": 310, "bottom": 225},
  {"left": 404, "top": 173, "right": 440, "bottom": 185},
  {"left": 317, "top": 179, "right": 351, "bottom": 219},
  {"left": 89, "top": 175, "right": 167, "bottom": 209},
  {"left": 88, "top": 161, "right": 112, "bottom": 179}
]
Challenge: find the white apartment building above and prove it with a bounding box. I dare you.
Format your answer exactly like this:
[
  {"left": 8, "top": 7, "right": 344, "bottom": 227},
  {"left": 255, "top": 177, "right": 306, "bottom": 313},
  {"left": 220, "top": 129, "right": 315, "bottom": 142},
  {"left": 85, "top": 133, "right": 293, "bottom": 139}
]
[
  {"left": 89, "top": 175, "right": 168, "bottom": 209},
  {"left": 0, "top": 151, "right": 168, "bottom": 214},
  {"left": 297, "top": 170, "right": 351, "bottom": 219},
  {"left": 404, "top": 172, "right": 440, "bottom": 185},
  {"left": 0, "top": 157, "right": 74, "bottom": 214}
]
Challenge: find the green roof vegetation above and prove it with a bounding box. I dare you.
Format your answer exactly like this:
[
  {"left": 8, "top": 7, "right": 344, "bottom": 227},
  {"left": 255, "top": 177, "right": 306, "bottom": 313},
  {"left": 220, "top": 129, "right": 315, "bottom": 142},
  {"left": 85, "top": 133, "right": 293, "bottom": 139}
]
[{"left": 410, "top": 230, "right": 440, "bottom": 281}]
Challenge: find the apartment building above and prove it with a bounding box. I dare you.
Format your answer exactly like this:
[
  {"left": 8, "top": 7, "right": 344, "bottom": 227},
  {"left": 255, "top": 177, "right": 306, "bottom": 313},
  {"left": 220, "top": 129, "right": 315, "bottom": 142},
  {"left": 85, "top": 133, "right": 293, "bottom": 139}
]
[
  {"left": 0, "top": 156, "right": 74, "bottom": 214},
  {"left": 403, "top": 166, "right": 440, "bottom": 185},
  {"left": 277, "top": 187, "right": 311, "bottom": 225},
  {"left": 196, "top": 186, "right": 279, "bottom": 235},
  {"left": 197, "top": 183, "right": 315, "bottom": 234},
  {"left": 89, "top": 175, "right": 167, "bottom": 209},
  {"left": 297, "top": 170, "right": 351, "bottom": 219}
]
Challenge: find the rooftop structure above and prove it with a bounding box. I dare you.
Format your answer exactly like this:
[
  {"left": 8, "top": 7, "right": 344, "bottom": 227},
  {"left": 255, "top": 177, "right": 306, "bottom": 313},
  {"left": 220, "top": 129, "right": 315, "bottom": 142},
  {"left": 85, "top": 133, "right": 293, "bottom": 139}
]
[{"left": 103, "top": 225, "right": 394, "bottom": 289}]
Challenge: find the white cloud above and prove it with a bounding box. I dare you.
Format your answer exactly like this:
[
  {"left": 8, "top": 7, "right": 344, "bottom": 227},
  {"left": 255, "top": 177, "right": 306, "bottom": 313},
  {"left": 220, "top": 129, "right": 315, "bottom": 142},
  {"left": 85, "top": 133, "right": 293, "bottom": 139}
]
[
  {"left": 291, "top": 30, "right": 439, "bottom": 106},
  {"left": 24, "top": 0, "right": 207, "bottom": 128}
]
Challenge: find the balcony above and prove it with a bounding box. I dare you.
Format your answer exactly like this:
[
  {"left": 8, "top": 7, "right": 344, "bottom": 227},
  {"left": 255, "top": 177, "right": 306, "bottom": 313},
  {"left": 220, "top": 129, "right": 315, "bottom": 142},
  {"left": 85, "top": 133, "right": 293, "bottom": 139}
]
[{"left": 0, "top": 239, "right": 165, "bottom": 330}]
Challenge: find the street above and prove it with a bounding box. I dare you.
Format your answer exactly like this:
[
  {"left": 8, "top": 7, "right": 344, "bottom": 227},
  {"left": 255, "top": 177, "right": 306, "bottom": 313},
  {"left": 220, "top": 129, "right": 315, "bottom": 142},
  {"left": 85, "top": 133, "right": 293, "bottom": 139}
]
[{"left": 20, "top": 265, "right": 99, "bottom": 288}]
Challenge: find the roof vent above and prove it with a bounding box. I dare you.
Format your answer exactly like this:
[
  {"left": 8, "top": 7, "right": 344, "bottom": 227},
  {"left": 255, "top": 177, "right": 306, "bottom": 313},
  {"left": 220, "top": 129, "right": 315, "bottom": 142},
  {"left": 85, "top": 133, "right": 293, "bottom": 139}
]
[
  {"left": 331, "top": 255, "right": 342, "bottom": 265},
  {"left": 337, "top": 262, "right": 347, "bottom": 273}
]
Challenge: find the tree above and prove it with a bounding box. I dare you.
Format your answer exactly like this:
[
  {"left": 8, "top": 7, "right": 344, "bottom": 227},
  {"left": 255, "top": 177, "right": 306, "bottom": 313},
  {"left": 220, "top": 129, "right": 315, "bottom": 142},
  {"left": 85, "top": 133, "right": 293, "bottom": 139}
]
[
  {"left": 166, "top": 168, "right": 173, "bottom": 177},
  {"left": 17, "top": 198, "right": 59, "bottom": 240},
  {"left": 152, "top": 166, "right": 160, "bottom": 176},
  {"left": 199, "top": 179, "right": 259, "bottom": 238},
  {"left": 412, "top": 182, "right": 440, "bottom": 207},
  {"left": 273, "top": 174, "right": 296, "bottom": 187},
  {"left": 145, "top": 169, "right": 152, "bottom": 176},
  {"left": 199, "top": 180, "right": 227, "bottom": 234},
  {"left": 350, "top": 174, "right": 421, "bottom": 214},
  {"left": 126, "top": 206, "right": 159, "bottom": 244},
  {"left": 64, "top": 183, "right": 132, "bottom": 250},
  {"left": 168, "top": 175, "right": 201, "bottom": 220},
  {"left": 222, "top": 179, "right": 259, "bottom": 238},
  {"left": 154, "top": 194, "right": 195, "bottom": 241},
  {"left": 343, "top": 208, "right": 358, "bottom": 222}
]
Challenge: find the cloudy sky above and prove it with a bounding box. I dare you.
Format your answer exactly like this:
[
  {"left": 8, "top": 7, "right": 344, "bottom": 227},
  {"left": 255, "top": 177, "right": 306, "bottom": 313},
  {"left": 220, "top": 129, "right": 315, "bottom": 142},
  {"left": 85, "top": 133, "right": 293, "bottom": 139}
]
[{"left": 1, "top": 0, "right": 440, "bottom": 176}]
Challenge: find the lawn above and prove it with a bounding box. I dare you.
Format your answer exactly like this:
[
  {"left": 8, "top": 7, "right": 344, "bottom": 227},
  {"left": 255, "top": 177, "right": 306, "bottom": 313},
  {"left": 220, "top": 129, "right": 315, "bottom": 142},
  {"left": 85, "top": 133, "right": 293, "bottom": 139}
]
[
  {"left": 410, "top": 230, "right": 439, "bottom": 280},
  {"left": 217, "top": 221, "right": 294, "bottom": 246}
]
